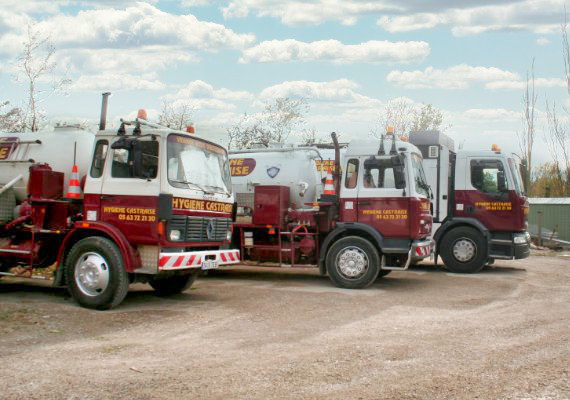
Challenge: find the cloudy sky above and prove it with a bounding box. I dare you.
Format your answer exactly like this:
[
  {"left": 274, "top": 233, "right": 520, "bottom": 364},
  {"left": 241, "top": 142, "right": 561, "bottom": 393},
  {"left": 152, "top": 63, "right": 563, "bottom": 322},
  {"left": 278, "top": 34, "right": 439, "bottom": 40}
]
[{"left": 0, "top": 0, "right": 568, "bottom": 164}]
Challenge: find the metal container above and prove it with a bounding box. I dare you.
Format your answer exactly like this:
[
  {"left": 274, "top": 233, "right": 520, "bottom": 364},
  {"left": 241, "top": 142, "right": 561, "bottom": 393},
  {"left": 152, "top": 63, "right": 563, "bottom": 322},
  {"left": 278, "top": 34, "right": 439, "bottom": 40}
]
[{"left": 0, "top": 127, "right": 95, "bottom": 202}]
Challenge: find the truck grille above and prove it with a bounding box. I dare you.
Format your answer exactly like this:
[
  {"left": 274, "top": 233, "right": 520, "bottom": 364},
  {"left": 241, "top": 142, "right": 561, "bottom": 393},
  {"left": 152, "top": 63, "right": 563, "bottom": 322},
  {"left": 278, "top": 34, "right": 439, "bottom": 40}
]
[{"left": 168, "top": 215, "right": 231, "bottom": 242}]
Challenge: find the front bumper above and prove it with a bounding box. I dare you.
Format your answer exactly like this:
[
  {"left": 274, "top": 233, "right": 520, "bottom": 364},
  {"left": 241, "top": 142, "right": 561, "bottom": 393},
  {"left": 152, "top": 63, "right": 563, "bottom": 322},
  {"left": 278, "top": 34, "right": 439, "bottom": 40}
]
[
  {"left": 411, "top": 239, "right": 433, "bottom": 261},
  {"left": 159, "top": 249, "right": 240, "bottom": 271},
  {"left": 513, "top": 231, "right": 531, "bottom": 260}
]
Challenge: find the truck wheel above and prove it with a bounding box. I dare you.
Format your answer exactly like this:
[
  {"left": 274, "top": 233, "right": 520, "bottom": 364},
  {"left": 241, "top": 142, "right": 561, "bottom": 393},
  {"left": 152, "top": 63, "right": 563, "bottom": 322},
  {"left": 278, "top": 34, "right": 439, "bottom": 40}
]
[
  {"left": 65, "top": 237, "right": 129, "bottom": 310},
  {"left": 326, "top": 236, "right": 380, "bottom": 289},
  {"left": 440, "top": 227, "right": 486, "bottom": 273},
  {"left": 149, "top": 270, "right": 199, "bottom": 296}
]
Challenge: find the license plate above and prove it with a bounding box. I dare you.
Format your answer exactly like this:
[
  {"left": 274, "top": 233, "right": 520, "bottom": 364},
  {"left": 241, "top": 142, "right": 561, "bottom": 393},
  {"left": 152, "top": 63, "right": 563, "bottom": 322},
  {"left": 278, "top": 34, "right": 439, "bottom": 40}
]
[{"left": 201, "top": 259, "right": 219, "bottom": 270}]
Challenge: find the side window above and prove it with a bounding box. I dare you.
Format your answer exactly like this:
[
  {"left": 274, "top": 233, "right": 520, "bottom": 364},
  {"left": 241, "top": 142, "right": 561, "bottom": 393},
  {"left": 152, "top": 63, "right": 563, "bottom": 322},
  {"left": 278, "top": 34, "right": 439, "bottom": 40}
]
[
  {"left": 345, "top": 159, "right": 359, "bottom": 189},
  {"left": 111, "top": 141, "right": 159, "bottom": 179},
  {"left": 363, "top": 159, "right": 396, "bottom": 189},
  {"left": 470, "top": 159, "right": 506, "bottom": 193},
  {"left": 90, "top": 140, "right": 108, "bottom": 178}
]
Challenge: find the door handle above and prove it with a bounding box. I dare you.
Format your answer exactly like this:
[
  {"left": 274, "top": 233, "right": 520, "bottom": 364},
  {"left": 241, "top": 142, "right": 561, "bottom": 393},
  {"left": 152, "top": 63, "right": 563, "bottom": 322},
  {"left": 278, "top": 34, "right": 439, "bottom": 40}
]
[{"left": 100, "top": 195, "right": 114, "bottom": 201}]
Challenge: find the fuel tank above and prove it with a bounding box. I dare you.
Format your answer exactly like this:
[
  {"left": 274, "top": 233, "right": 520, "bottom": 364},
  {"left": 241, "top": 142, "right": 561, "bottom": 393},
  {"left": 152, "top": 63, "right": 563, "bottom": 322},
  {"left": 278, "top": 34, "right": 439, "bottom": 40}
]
[
  {"left": 0, "top": 126, "right": 95, "bottom": 202},
  {"left": 229, "top": 147, "right": 329, "bottom": 210}
]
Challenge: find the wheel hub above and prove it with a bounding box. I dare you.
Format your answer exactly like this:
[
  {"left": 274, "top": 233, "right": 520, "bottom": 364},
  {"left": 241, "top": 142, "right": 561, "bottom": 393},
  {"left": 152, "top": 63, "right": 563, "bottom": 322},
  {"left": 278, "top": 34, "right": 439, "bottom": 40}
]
[
  {"left": 452, "top": 238, "right": 476, "bottom": 263},
  {"left": 336, "top": 246, "right": 369, "bottom": 279},
  {"left": 75, "top": 252, "right": 110, "bottom": 297}
]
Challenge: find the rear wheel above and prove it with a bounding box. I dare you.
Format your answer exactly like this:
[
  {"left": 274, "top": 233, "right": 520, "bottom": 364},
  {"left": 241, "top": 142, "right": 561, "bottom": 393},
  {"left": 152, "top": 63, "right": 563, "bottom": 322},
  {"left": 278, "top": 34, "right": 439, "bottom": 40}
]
[
  {"left": 440, "top": 227, "right": 486, "bottom": 273},
  {"left": 65, "top": 237, "right": 129, "bottom": 310},
  {"left": 149, "top": 270, "right": 199, "bottom": 296},
  {"left": 326, "top": 236, "right": 380, "bottom": 289}
]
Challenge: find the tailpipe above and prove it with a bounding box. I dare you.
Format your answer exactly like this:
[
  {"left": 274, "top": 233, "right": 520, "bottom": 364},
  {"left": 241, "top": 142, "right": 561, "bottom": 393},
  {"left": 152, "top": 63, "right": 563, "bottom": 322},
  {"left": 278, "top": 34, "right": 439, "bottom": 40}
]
[
  {"left": 331, "top": 132, "right": 341, "bottom": 198},
  {"left": 99, "top": 92, "right": 111, "bottom": 131}
]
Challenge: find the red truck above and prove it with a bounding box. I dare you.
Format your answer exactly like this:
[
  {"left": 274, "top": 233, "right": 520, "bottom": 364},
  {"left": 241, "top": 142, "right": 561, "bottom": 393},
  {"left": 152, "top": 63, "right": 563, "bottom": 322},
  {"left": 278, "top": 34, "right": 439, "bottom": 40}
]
[
  {"left": 0, "top": 93, "right": 239, "bottom": 309},
  {"left": 229, "top": 132, "right": 433, "bottom": 288},
  {"left": 409, "top": 131, "right": 530, "bottom": 272}
]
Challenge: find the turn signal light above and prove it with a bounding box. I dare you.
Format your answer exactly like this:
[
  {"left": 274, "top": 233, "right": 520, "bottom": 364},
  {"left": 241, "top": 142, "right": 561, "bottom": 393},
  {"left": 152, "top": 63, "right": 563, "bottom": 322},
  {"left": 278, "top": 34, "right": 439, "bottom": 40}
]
[
  {"left": 491, "top": 144, "right": 501, "bottom": 152},
  {"left": 387, "top": 125, "right": 395, "bottom": 135}
]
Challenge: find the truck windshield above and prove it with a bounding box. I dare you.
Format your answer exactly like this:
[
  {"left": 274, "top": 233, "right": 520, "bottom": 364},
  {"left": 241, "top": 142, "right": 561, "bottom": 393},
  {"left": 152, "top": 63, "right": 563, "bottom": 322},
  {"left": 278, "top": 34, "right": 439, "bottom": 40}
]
[
  {"left": 508, "top": 158, "right": 524, "bottom": 195},
  {"left": 167, "top": 134, "right": 232, "bottom": 195},
  {"left": 411, "top": 153, "right": 430, "bottom": 197}
]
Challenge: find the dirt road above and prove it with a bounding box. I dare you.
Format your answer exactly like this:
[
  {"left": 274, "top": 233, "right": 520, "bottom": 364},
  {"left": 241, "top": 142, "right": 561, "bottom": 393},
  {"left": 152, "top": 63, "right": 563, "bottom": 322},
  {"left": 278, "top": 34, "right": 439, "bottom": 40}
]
[{"left": 1, "top": 256, "right": 569, "bottom": 399}]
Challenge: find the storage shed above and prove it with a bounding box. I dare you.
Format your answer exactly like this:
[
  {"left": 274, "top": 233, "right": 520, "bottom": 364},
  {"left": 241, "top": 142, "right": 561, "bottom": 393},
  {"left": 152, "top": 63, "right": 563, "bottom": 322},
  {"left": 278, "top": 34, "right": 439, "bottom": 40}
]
[{"left": 528, "top": 198, "right": 570, "bottom": 243}]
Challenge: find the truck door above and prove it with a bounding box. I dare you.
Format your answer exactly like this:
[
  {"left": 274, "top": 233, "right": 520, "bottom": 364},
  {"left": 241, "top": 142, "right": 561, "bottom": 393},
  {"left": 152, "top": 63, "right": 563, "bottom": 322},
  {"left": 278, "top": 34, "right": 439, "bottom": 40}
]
[
  {"left": 98, "top": 138, "right": 161, "bottom": 244},
  {"left": 356, "top": 156, "right": 410, "bottom": 238},
  {"left": 455, "top": 158, "right": 515, "bottom": 231}
]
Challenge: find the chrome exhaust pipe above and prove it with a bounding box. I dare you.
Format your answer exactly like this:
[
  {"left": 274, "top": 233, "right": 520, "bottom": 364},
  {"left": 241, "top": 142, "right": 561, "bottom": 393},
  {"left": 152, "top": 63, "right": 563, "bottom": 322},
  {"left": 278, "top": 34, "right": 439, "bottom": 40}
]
[{"left": 99, "top": 92, "right": 111, "bottom": 131}]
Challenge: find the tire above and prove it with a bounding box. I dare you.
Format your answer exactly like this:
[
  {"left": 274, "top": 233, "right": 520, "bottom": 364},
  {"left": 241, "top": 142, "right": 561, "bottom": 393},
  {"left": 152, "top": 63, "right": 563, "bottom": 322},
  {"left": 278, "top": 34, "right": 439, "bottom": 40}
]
[
  {"left": 149, "top": 270, "right": 199, "bottom": 296},
  {"left": 439, "top": 227, "right": 486, "bottom": 273},
  {"left": 326, "top": 236, "right": 380, "bottom": 289},
  {"left": 65, "top": 237, "right": 129, "bottom": 310}
]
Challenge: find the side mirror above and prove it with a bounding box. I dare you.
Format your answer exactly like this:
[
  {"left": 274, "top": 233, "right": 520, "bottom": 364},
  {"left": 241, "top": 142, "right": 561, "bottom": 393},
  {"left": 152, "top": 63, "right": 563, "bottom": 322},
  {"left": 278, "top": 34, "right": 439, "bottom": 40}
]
[
  {"left": 391, "top": 154, "right": 404, "bottom": 167},
  {"left": 130, "top": 140, "right": 145, "bottom": 178},
  {"left": 497, "top": 170, "right": 507, "bottom": 192},
  {"left": 111, "top": 137, "right": 130, "bottom": 150},
  {"left": 394, "top": 168, "right": 406, "bottom": 189}
]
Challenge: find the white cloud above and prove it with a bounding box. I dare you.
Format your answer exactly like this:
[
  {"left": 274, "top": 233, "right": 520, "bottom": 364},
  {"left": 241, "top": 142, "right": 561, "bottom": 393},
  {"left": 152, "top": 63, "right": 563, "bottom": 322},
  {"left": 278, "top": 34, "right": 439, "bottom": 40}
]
[
  {"left": 259, "top": 79, "right": 382, "bottom": 109},
  {"left": 162, "top": 80, "right": 254, "bottom": 110},
  {"left": 0, "top": 3, "right": 255, "bottom": 92},
  {"left": 536, "top": 37, "right": 551, "bottom": 46},
  {"left": 239, "top": 39, "right": 430, "bottom": 64},
  {"left": 72, "top": 73, "right": 166, "bottom": 91},
  {"left": 387, "top": 65, "right": 520, "bottom": 89},
  {"left": 222, "top": 0, "right": 563, "bottom": 35}
]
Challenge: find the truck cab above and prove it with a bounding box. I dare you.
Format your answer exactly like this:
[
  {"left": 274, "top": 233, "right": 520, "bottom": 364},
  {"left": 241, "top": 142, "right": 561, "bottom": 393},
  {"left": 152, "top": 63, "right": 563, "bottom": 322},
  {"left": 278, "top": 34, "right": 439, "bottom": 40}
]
[
  {"left": 410, "top": 131, "right": 530, "bottom": 273},
  {"left": 336, "top": 137, "right": 433, "bottom": 269}
]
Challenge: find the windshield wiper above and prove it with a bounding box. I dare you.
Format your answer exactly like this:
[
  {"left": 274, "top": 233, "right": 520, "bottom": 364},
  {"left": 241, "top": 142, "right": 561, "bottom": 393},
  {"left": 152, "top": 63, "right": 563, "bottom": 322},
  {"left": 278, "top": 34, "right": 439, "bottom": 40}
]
[{"left": 170, "top": 180, "right": 214, "bottom": 195}]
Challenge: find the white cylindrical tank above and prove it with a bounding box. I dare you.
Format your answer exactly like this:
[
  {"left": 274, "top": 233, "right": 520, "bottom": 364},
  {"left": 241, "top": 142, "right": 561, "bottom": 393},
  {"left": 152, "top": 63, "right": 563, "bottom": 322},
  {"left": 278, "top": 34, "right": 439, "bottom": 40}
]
[
  {"left": 0, "top": 127, "right": 95, "bottom": 202},
  {"left": 230, "top": 148, "right": 327, "bottom": 209}
]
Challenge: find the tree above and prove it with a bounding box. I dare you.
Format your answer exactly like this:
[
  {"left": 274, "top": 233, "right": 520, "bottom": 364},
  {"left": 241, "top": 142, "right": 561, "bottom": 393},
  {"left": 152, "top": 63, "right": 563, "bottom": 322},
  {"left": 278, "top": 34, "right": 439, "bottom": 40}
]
[
  {"left": 0, "top": 101, "right": 24, "bottom": 132},
  {"left": 373, "top": 99, "right": 449, "bottom": 138},
  {"left": 227, "top": 97, "right": 309, "bottom": 149},
  {"left": 542, "top": 14, "right": 570, "bottom": 196},
  {"left": 158, "top": 100, "right": 194, "bottom": 130},
  {"left": 16, "top": 22, "right": 70, "bottom": 132},
  {"left": 518, "top": 59, "right": 537, "bottom": 193}
]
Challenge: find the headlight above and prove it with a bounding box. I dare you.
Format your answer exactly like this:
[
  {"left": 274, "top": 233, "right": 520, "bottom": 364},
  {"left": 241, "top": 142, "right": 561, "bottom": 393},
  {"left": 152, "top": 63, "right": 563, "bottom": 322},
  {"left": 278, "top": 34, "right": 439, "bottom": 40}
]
[
  {"left": 226, "top": 230, "right": 232, "bottom": 242},
  {"left": 514, "top": 234, "right": 528, "bottom": 244},
  {"left": 169, "top": 229, "right": 181, "bottom": 241}
]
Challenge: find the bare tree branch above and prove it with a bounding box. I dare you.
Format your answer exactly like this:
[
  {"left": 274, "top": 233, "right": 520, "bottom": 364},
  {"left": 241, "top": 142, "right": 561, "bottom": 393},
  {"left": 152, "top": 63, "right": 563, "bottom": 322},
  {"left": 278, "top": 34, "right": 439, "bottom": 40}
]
[{"left": 15, "top": 22, "right": 71, "bottom": 132}]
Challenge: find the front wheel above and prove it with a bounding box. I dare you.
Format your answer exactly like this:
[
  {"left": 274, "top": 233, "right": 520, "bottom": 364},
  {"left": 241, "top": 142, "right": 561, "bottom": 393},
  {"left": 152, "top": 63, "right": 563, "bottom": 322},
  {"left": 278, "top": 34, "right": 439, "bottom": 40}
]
[
  {"left": 326, "top": 236, "right": 380, "bottom": 289},
  {"left": 439, "top": 227, "right": 487, "bottom": 273},
  {"left": 149, "top": 270, "right": 199, "bottom": 296},
  {"left": 65, "top": 237, "right": 130, "bottom": 310}
]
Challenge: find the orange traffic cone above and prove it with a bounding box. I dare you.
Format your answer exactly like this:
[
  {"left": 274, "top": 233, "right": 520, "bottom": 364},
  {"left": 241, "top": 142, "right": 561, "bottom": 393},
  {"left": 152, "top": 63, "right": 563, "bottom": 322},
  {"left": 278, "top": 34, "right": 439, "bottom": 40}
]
[
  {"left": 323, "top": 168, "right": 335, "bottom": 195},
  {"left": 66, "top": 165, "right": 81, "bottom": 199}
]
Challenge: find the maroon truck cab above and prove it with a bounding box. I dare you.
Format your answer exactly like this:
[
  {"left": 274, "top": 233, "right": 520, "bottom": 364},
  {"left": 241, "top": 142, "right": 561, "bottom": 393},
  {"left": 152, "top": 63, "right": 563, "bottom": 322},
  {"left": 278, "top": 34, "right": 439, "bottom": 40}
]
[{"left": 410, "top": 131, "right": 530, "bottom": 273}]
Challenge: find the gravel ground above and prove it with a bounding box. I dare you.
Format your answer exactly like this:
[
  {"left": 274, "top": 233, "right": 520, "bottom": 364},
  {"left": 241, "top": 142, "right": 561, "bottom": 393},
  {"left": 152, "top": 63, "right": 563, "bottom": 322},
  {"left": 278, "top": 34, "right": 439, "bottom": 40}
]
[{"left": 0, "top": 255, "right": 569, "bottom": 399}]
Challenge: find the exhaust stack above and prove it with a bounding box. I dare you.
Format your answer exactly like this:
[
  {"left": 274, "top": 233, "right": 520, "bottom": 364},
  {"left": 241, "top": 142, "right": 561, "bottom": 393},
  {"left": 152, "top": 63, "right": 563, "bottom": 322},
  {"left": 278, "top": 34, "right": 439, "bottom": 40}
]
[{"left": 99, "top": 92, "right": 111, "bottom": 131}]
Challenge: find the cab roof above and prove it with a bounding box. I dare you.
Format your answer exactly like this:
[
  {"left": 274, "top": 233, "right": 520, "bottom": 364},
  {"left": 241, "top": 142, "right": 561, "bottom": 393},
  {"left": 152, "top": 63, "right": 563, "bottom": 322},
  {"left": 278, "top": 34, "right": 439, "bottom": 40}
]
[
  {"left": 345, "top": 138, "right": 422, "bottom": 157},
  {"left": 96, "top": 124, "right": 227, "bottom": 153}
]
